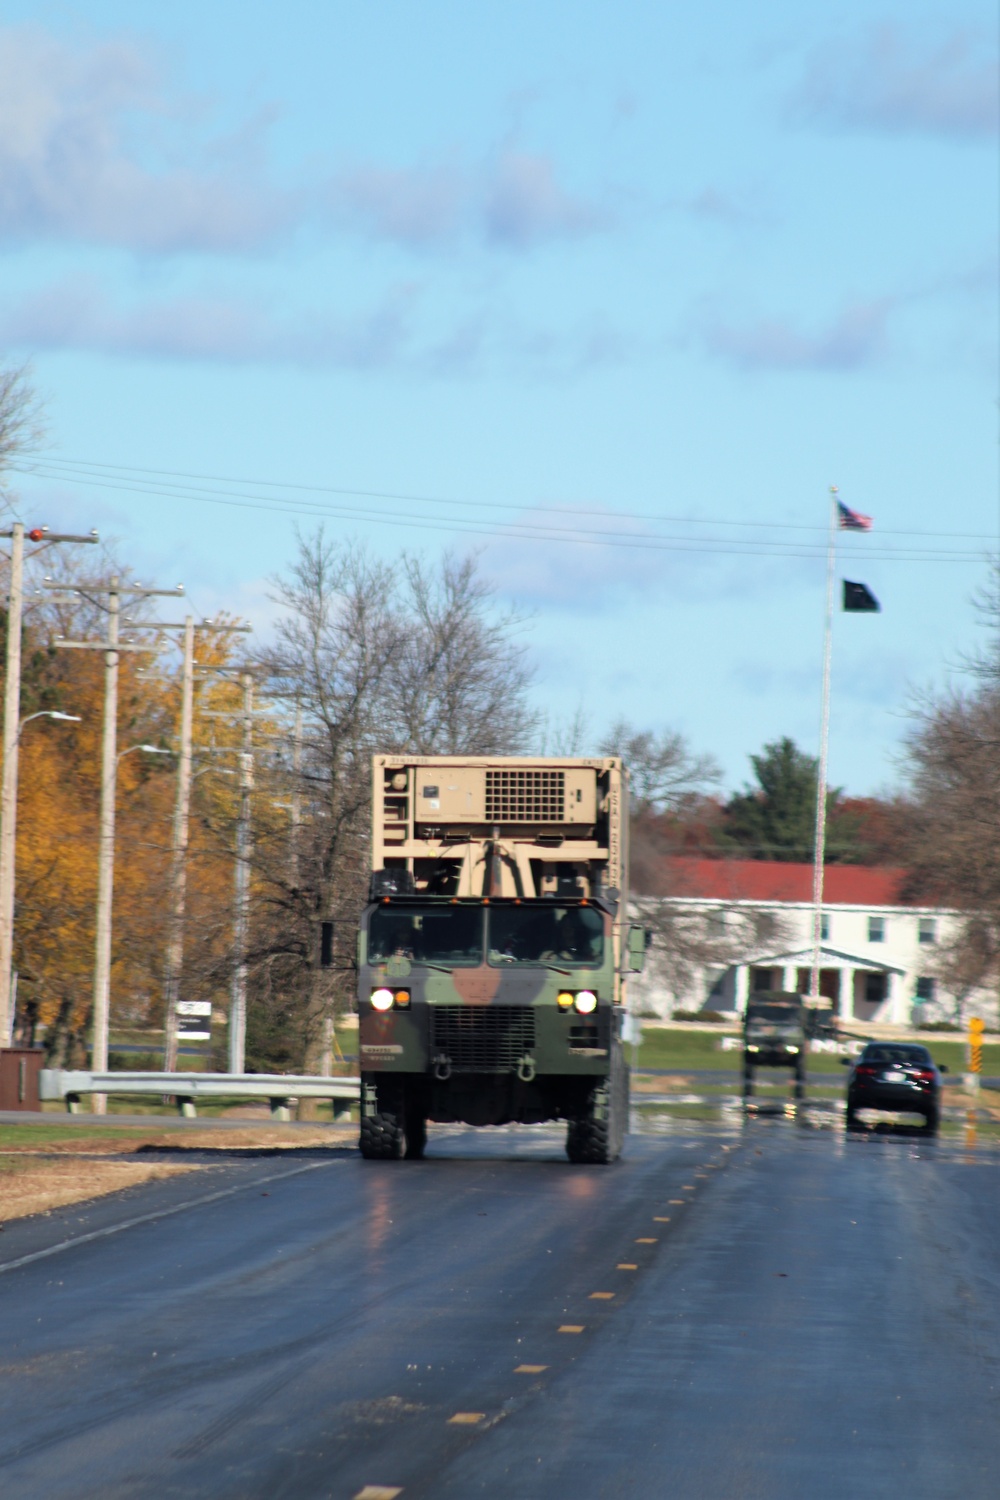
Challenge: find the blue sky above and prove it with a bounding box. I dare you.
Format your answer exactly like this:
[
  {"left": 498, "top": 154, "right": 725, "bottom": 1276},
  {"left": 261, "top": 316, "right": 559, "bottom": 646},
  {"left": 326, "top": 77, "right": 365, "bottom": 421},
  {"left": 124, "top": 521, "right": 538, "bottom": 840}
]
[{"left": 2, "top": 2, "right": 997, "bottom": 795}]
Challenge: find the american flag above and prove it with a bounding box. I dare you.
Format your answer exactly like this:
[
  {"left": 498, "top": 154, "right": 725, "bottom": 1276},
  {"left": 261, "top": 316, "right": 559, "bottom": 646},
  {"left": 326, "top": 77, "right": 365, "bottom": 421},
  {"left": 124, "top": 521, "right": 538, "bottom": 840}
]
[{"left": 837, "top": 499, "right": 872, "bottom": 531}]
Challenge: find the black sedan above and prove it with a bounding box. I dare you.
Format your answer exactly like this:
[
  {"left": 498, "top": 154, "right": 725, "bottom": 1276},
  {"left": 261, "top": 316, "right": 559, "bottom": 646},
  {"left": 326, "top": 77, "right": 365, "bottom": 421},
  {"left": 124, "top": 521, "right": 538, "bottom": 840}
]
[{"left": 843, "top": 1043, "right": 948, "bottom": 1133}]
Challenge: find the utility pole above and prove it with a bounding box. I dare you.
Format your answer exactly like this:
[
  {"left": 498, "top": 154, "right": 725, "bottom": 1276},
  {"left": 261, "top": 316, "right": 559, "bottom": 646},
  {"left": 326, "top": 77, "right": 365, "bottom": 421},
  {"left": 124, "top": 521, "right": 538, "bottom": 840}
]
[
  {"left": 0, "top": 523, "right": 97, "bottom": 1047},
  {"left": 229, "top": 672, "right": 253, "bottom": 1073},
  {"left": 163, "top": 616, "right": 194, "bottom": 1073},
  {"left": 290, "top": 696, "right": 303, "bottom": 887},
  {"left": 160, "top": 617, "right": 251, "bottom": 1072},
  {"left": 54, "top": 576, "right": 183, "bottom": 1110}
]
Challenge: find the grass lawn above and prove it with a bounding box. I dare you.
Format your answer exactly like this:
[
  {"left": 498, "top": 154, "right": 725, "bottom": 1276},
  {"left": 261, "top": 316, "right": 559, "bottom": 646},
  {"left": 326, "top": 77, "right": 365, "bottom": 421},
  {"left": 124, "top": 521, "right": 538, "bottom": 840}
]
[{"left": 630, "top": 1028, "right": 1000, "bottom": 1076}]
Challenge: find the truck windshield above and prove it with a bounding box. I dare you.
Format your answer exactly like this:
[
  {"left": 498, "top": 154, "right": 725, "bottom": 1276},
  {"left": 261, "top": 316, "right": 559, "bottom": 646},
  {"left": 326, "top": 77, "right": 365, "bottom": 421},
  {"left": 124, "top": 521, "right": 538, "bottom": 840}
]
[
  {"left": 487, "top": 905, "right": 604, "bottom": 968},
  {"left": 747, "top": 1004, "right": 801, "bottom": 1023},
  {"left": 368, "top": 905, "right": 484, "bottom": 965}
]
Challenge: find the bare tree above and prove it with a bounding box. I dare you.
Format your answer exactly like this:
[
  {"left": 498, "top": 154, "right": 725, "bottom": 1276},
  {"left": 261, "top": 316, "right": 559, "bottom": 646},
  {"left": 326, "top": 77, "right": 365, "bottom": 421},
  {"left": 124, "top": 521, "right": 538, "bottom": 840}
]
[
  {"left": 257, "top": 533, "right": 403, "bottom": 1069},
  {"left": 0, "top": 363, "right": 44, "bottom": 512},
  {"left": 599, "top": 719, "right": 720, "bottom": 813},
  {"left": 249, "top": 534, "right": 540, "bottom": 1071},
  {"left": 389, "top": 552, "right": 537, "bottom": 754},
  {"left": 901, "top": 677, "right": 1000, "bottom": 1009}
]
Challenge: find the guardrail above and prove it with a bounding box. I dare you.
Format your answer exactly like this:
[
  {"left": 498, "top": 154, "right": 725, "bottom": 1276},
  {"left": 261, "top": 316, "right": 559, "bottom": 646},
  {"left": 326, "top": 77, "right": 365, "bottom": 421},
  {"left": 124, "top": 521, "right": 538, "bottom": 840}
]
[{"left": 39, "top": 1070, "right": 361, "bottom": 1121}]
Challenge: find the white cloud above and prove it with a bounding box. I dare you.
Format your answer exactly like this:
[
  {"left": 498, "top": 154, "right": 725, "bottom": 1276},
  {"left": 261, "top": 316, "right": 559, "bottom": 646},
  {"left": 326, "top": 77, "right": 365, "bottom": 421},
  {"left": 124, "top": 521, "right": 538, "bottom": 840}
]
[
  {"left": 0, "top": 276, "right": 417, "bottom": 368},
  {"left": 0, "top": 25, "right": 298, "bottom": 253},
  {"left": 327, "top": 149, "right": 611, "bottom": 250},
  {"left": 702, "top": 300, "right": 892, "bottom": 371},
  {"left": 792, "top": 26, "right": 999, "bottom": 138}
]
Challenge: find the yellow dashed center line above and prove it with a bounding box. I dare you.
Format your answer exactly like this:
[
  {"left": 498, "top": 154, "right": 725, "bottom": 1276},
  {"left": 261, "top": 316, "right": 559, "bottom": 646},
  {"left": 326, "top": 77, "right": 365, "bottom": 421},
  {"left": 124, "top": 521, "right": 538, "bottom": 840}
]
[
  {"left": 354, "top": 1489, "right": 403, "bottom": 1500},
  {"left": 589, "top": 1291, "right": 615, "bottom": 1300},
  {"left": 668, "top": 1199, "right": 685, "bottom": 1205},
  {"left": 558, "top": 1324, "right": 585, "bottom": 1333},
  {"left": 682, "top": 1184, "right": 696, "bottom": 1190},
  {"left": 448, "top": 1412, "right": 485, "bottom": 1425},
  {"left": 635, "top": 1237, "right": 657, "bottom": 1244},
  {"left": 617, "top": 1263, "right": 638, "bottom": 1270},
  {"left": 514, "top": 1364, "right": 548, "bottom": 1374},
  {"left": 653, "top": 1216, "right": 671, "bottom": 1223}
]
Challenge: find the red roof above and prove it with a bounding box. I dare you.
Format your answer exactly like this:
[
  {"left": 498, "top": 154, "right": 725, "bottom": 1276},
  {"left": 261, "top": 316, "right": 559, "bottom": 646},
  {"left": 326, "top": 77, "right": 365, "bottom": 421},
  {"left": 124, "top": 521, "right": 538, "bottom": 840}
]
[{"left": 664, "top": 857, "right": 911, "bottom": 907}]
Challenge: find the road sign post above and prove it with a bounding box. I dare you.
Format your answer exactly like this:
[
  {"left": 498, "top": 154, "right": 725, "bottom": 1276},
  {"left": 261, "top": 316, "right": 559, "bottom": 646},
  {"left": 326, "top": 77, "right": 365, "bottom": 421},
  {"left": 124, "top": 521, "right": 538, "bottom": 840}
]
[{"left": 965, "top": 1016, "right": 984, "bottom": 1097}]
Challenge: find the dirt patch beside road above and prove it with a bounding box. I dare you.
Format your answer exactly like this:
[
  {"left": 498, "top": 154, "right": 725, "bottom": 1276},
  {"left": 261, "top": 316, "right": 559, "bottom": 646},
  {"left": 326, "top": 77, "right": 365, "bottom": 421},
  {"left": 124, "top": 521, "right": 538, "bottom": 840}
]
[
  {"left": 0, "top": 1122, "right": 356, "bottom": 1222},
  {"left": 0, "top": 1155, "right": 197, "bottom": 1222}
]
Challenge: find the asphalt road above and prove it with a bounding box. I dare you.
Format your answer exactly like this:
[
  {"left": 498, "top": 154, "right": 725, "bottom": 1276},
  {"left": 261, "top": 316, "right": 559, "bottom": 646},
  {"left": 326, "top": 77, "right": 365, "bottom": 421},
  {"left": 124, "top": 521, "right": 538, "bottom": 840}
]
[{"left": 1, "top": 1113, "right": 999, "bottom": 1499}]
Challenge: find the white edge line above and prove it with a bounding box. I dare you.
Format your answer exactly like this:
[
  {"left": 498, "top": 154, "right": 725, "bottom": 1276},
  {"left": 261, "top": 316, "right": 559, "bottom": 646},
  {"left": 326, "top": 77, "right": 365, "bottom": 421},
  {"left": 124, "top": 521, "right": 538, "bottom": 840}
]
[{"left": 0, "top": 1159, "right": 338, "bottom": 1274}]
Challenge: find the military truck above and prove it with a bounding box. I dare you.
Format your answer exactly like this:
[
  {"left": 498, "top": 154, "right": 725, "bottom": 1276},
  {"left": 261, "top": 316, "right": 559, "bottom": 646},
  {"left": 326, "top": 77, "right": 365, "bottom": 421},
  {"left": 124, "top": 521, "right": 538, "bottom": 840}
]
[
  {"left": 357, "top": 756, "right": 647, "bottom": 1162},
  {"left": 743, "top": 991, "right": 809, "bottom": 1099}
]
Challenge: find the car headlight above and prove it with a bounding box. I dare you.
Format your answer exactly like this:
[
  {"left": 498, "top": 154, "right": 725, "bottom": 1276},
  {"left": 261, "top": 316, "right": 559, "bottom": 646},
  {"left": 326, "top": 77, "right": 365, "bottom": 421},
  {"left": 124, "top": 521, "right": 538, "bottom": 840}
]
[
  {"left": 574, "top": 990, "right": 598, "bottom": 1014},
  {"left": 786, "top": 1045, "right": 799, "bottom": 1054},
  {"left": 371, "top": 987, "right": 394, "bottom": 1011},
  {"left": 747, "top": 1044, "right": 759, "bottom": 1053}
]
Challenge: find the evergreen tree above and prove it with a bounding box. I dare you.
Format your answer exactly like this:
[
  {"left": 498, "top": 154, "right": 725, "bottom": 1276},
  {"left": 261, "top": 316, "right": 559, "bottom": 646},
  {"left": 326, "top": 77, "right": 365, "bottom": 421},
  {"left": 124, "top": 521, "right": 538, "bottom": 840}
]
[{"left": 721, "top": 737, "right": 866, "bottom": 863}]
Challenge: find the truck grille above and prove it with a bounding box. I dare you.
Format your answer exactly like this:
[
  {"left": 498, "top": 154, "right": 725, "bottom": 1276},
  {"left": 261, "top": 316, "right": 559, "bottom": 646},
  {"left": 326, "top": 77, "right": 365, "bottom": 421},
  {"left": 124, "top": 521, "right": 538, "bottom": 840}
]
[
  {"left": 432, "top": 1007, "right": 536, "bottom": 1073},
  {"left": 485, "top": 769, "right": 565, "bottom": 823}
]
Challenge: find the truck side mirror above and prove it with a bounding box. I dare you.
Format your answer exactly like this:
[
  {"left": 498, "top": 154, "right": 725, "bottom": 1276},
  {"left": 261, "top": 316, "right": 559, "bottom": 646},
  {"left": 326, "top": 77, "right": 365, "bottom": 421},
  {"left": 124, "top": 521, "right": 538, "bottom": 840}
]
[{"left": 627, "top": 925, "right": 647, "bottom": 973}]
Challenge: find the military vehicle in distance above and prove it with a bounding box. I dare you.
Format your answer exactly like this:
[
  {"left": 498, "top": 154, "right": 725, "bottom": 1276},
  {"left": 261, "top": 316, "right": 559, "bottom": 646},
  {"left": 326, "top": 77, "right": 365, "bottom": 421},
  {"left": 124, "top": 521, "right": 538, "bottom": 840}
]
[
  {"left": 743, "top": 991, "right": 809, "bottom": 1098},
  {"left": 357, "top": 756, "right": 648, "bottom": 1163}
]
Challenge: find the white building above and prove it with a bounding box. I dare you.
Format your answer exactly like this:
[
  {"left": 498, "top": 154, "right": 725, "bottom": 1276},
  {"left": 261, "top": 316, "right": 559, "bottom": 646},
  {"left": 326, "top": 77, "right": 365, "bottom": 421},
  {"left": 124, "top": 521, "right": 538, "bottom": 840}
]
[{"left": 629, "top": 858, "right": 995, "bottom": 1028}]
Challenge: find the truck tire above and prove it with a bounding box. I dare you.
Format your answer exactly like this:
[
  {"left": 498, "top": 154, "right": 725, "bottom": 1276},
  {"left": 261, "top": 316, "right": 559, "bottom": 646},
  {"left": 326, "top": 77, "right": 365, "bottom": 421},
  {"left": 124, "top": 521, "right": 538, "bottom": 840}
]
[
  {"left": 794, "top": 1057, "right": 807, "bottom": 1100},
  {"left": 359, "top": 1111, "right": 404, "bottom": 1159},
  {"left": 359, "top": 1077, "right": 405, "bottom": 1160},
  {"left": 566, "top": 1046, "right": 627, "bottom": 1164},
  {"left": 742, "top": 1064, "right": 755, "bottom": 1099}
]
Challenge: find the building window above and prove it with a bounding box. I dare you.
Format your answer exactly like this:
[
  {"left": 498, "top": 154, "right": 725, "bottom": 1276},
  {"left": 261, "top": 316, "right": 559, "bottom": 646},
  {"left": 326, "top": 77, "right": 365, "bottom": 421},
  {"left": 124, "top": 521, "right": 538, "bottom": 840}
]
[
  {"left": 868, "top": 916, "right": 885, "bottom": 943},
  {"left": 864, "top": 972, "right": 887, "bottom": 1005},
  {"left": 821, "top": 914, "right": 830, "bottom": 941},
  {"left": 916, "top": 977, "right": 936, "bottom": 1002},
  {"left": 706, "top": 909, "right": 727, "bottom": 939},
  {"left": 918, "top": 918, "right": 937, "bottom": 945}
]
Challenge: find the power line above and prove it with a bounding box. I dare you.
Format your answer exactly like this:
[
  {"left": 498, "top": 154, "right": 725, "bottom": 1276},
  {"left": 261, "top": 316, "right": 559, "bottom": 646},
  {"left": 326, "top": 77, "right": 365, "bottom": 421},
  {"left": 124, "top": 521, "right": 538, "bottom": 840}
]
[
  {"left": 14, "top": 459, "right": 991, "bottom": 564},
  {"left": 24, "top": 453, "right": 996, "bottom": 542}
]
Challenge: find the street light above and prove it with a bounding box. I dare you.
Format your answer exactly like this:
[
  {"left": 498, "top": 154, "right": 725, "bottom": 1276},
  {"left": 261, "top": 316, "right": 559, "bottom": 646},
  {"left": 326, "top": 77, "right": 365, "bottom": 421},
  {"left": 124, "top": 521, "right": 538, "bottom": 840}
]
[
  {"left": 118, "top": 744, "right": 172, "bottom": 761},
  {"left": 0, "top": 709, "right": 81, "bottom": 1045},
  {"left": 16, "top": 710, "right": 82, "bottom": 740}
]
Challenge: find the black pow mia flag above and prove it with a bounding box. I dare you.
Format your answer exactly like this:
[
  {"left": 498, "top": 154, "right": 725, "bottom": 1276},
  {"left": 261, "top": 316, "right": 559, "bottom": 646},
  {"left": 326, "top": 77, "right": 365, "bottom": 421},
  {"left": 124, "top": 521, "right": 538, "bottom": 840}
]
[{"left": 843, "top": 580, "right": 880, "bottom": 612}]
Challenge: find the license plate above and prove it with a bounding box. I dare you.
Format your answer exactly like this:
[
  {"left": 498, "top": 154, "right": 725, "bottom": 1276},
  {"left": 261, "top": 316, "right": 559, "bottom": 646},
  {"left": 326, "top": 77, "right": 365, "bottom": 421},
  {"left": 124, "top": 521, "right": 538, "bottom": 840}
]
[{"left": 882, "top": 1070, "right": 906, "bottom": 1083}]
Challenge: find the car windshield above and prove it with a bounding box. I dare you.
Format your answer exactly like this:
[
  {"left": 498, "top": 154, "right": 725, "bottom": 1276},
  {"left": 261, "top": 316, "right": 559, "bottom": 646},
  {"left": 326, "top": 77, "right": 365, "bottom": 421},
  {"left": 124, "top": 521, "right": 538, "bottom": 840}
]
[
  {"left": 487, "top": 905, "right": 605, "bottom": 968},
  {"left": 862, "top": 1045, "right": 932, "bottom": 1066},
  {"left": 368, "top": 904, "right": 484, "bottom": 965}
]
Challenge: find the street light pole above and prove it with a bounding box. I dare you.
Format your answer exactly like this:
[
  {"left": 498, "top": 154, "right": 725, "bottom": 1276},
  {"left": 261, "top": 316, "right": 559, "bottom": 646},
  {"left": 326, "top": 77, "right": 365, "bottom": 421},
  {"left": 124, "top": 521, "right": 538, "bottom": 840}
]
[
  {"left": 156, "top": 618, "right": 250, "bottom": 1073},
  {"left": 0, "top": 523, "right": 97, "bottom": 1047},
  {"left": 0, "top": 522, "right": 25, "bottom": 1049},
  {"left": 54, "top": 575, "right": 183, "bottom": 1110},
  {"left": 163, "top": 617, "right": 194, "bottom": 1073},
  {"left": 229, "top": 672, "right": 253, "bottom": 1074}
]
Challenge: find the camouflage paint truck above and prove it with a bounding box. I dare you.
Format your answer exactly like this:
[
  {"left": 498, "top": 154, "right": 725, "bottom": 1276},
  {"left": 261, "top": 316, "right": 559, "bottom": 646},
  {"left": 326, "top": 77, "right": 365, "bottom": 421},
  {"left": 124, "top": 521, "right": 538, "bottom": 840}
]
[{"left": 357, "top": 756, "right": 647, "bottom": 1162}]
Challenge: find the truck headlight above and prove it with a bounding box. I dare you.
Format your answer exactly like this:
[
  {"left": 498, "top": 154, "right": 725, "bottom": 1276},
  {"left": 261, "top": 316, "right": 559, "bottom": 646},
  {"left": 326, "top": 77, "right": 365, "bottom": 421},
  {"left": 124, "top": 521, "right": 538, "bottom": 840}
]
[
  {"left": 371, "top": 987, "right": 394, "bottom": 1011},
  {"left": 574, "top": 990, "right": 598, "bottom": 1014},
  {"left": 557, "top": 991, "right": 575, "bottom": 1010},
  {"left": 747, "top": 1044, "right": 759, "bottom": 1053}
]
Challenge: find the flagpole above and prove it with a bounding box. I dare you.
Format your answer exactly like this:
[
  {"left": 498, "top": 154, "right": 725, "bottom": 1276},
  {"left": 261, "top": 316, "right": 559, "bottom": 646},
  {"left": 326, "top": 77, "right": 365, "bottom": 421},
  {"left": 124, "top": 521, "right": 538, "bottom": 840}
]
[{"left": 809, "top": 486, "right": 838, "bottom": 1004}]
